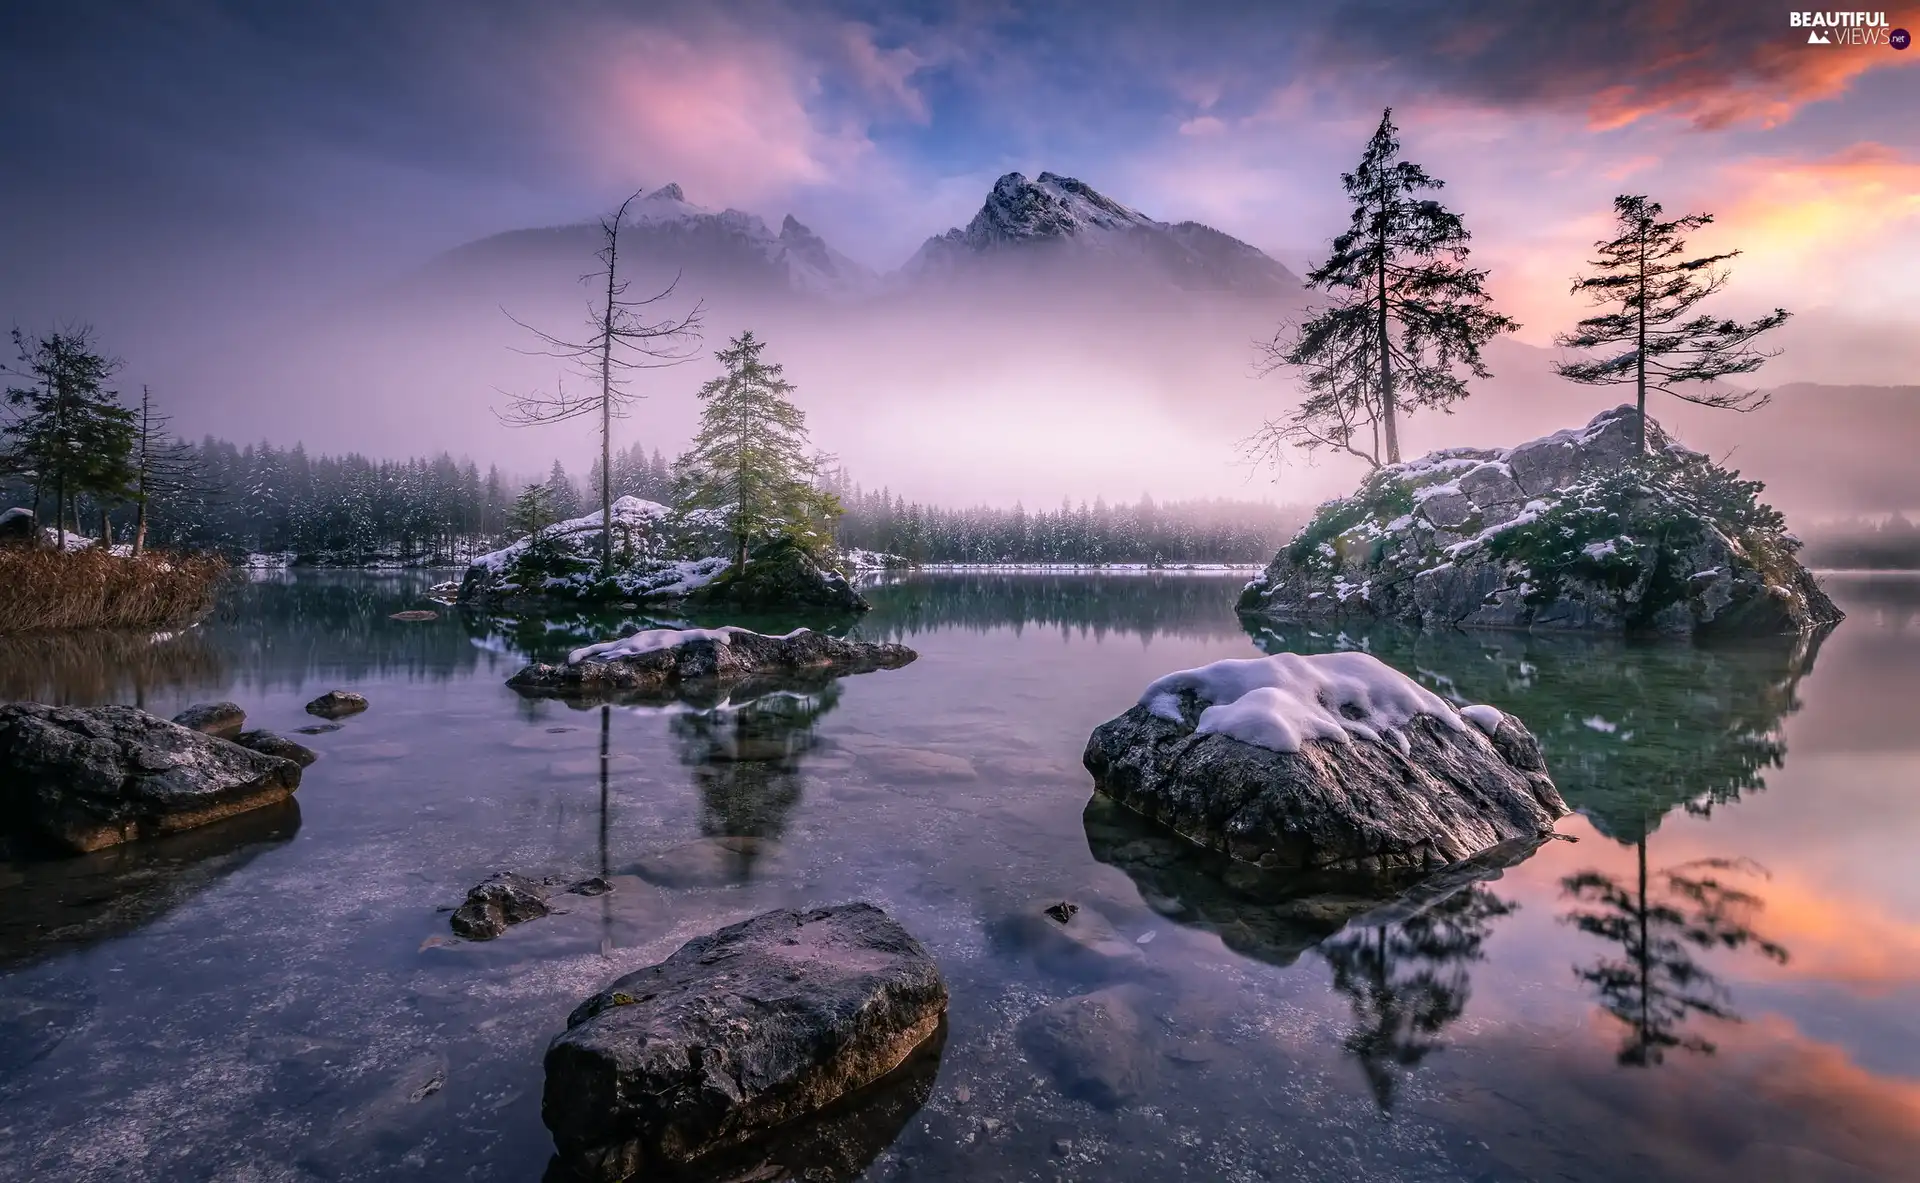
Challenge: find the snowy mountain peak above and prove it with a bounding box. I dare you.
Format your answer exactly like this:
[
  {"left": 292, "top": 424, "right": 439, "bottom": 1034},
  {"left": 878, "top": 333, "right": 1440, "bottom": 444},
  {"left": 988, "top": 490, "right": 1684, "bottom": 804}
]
[
  {"left": 905, "top": 170, "right": 1298, "bottom": 295},
  {"left": 646, "top": 183, "right": 685, "bottom": 203},
  {"left": 967, "top": 171, "right": 1154, "bottom": 246}
]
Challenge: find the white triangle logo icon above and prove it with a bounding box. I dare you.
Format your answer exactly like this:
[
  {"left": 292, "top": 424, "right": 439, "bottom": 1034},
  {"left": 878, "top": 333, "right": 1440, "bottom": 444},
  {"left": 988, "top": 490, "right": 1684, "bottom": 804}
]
[{"left": 1808, "top": 29, "right": 1830, "bottom": 43}]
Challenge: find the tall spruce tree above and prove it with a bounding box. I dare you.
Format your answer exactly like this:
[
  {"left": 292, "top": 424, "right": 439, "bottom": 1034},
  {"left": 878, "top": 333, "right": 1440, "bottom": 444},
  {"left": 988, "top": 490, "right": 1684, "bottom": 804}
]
[
  {"left": 2, "top": 327, "right": 136, "bottom": 543},
  {"left": 674, "top": 332, "right": 837, "bottom": 569},
  {"left": 497, "top": 189, "right": 703, "bottom": 578},
  {"left": 1554, "top": 195, "right": 1790, "bottom": 453},
  {"left": 1255, "top": 109, "right": 1516, "bottom": 467}
]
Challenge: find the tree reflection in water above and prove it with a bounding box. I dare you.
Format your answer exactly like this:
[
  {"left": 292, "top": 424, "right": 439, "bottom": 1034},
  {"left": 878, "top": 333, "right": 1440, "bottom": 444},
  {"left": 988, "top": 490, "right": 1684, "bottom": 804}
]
[
  {"left": 670, "top": 681, "right": 841, "bottom": 871},
  {"left": 1560, "top": 847, "right": 1788, "bottom": 1066},
  {"left": 1319, "top": 887, "right": 1517, "bottom": 1111}
]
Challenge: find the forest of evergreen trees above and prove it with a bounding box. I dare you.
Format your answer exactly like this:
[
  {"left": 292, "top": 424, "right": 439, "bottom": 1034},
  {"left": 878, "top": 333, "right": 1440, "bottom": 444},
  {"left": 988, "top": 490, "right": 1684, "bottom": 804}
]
[
  {"left": 828, "top": 479, "right": 1303, "bottom": 564},
  {"left": 0, "top": 432, "right": 1301, "bottom": 565}
]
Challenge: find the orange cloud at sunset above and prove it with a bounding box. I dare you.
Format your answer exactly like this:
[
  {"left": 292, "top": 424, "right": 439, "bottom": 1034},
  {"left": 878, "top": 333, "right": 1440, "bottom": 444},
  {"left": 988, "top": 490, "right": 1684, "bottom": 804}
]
[{"left": 1588, "top": 32, "right": 1919, "bottom": 130}]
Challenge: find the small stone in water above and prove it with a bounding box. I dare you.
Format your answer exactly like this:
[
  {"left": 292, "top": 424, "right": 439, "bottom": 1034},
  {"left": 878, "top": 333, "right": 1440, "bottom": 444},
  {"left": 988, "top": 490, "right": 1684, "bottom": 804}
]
[
  {"left": 954, "top": 1085, "right": 969, "bottom": 1103},
  {"left": 1044, "top": 901, "right": 1078, "bottom": 925},
  {"left": 1136, "top": 931, "right": 1155, "bottom": 944}
]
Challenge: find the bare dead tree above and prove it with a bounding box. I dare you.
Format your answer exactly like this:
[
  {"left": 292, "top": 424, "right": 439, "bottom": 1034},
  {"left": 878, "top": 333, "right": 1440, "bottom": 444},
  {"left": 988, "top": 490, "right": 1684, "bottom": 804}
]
[
  {"left": 495, "top": 190, "right": 704, "bottom": 576},
  {"left": 129, "top": 385, "right": 213, "bottom": 556},
  {"left": 1240, "top": 320, "right": 1387, "bottom": 478}
]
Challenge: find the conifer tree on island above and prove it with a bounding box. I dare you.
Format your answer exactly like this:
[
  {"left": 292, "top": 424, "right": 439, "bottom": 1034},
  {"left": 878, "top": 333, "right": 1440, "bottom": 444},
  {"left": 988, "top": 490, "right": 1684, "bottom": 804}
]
[
  {"left": 497, "top": 189, "right": 703, "bottom": 578},
  {"left": 1252, "top": 108, "right": 1517, "bottom": 469},
  {"left": 675, "top": 331, "right": 839, "bottom": 570},
  {"left": 1554, "top": 194, "right": 1790, "bottom": 454}
]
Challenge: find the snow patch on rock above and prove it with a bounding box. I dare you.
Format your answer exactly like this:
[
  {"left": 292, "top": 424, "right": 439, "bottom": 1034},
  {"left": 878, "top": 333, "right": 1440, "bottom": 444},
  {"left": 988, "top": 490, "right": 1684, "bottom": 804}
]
[{"left": 1139, "top": 651, "right": 1493, "bottom": 756}]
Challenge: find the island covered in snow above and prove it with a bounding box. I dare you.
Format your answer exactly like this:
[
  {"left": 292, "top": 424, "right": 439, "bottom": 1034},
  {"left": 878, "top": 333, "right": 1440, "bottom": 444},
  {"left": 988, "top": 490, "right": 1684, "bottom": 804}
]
[
  {"left": 456, "top": 496, "right": 866, "bottom": 612},
  {"left": 1238, "top": 406, "right": 1842, "bottom": 637}
]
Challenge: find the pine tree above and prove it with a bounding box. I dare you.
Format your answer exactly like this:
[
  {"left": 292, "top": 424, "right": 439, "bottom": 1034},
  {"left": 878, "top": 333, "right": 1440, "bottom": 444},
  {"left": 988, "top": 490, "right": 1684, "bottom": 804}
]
[
  {"left": 544, "top": 460, "right": 578, "bottom": 519},
  {"left": 674, "top": 331, "right": 838, "bottom": 569},
  {"left": 1554, "top": 195, "right": 1790, "bottom": 453},
  {"left": 1, "top": 327, "right": 137, "bottom": 544},
  {"left": 510, "top": 483, "right": 555, "bottom": 540},
  {"left": 1252, "top": 109, "right": 1517, "bottom": 468}
]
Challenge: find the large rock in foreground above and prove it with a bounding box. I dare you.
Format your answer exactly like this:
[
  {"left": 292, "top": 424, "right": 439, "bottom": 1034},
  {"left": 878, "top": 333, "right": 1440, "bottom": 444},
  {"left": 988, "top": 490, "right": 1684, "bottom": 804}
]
[
  {"left": 1238, "top": 406, "right": 1841, "bottom": 637},
  {"left": 543, "top": 903, "right": 947, "bottom": 1181},
  {"left": 507, "top": 626, "right": 915, "bottom": 701},
  {"left": 1082, "top": 651, "right": 1566, "bottom": 872},
  {"left": 0, "top": 704, "right": 303, "bottom": 855}
]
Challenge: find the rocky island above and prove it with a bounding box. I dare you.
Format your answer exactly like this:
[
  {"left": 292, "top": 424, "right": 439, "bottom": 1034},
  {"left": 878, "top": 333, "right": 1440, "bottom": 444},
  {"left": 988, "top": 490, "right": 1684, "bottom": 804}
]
[
  {"left": 506, "top": 625, "right": 916, "bottom": 701},
  {"left": 457, "top": 497, "right": 868, "bottom": 613},
  {"left": 1083, "top": 650, "right": 1567, "bottom": 872},
  {"left": 1238, "top": 406, "right": 1841, "bottom": 637}
]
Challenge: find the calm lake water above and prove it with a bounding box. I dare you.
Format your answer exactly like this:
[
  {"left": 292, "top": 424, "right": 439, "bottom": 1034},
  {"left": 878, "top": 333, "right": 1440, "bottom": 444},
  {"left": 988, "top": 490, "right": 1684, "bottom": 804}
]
[{"left": 2, "top": 570, "right": 1917, "bottom": 1182}]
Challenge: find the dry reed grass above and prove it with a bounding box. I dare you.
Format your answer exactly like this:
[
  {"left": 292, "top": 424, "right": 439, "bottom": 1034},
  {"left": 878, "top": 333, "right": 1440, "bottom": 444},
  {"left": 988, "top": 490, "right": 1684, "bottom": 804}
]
[{"left": 0, "top": 547, "right": 228, "bottom": 634}]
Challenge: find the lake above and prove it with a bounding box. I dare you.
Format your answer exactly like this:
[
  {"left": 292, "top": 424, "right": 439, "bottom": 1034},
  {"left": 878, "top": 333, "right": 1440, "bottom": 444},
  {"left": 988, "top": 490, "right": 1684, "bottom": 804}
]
[{"left": 2, "top": 570, "right": 1917, "bottom": 1182}]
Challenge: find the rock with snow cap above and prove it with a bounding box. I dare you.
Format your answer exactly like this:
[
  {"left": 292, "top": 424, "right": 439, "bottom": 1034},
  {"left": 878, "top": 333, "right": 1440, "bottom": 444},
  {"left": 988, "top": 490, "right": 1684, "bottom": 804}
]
[
  {"left": 1082, "top": 651, "right": 1566, "bottom": 872},
  {"left": 506, "top": 626, "right": 915, "bottom": 702}
]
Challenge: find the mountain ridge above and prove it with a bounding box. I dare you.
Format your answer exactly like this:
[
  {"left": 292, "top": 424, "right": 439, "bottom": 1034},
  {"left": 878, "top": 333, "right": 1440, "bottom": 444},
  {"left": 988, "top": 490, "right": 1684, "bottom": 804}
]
[{"left": 423, "top": 172, "right": 1298, "bottom": 302}]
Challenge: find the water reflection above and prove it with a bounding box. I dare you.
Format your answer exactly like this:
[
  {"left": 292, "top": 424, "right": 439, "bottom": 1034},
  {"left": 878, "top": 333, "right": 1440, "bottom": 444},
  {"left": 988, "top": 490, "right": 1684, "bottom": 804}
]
[
  {"left": 674, "top": 682, "right": 840, "bottom": 848},
  {"left": 1561, "top": 851, "right": 1789, "bottom": 1066},
  {"left": 1084, "top": 795, "right": 1532, "bottom": 1110},
  {"left": 0, "top": 800, "right": 300, "bottom": 968},
  {"left": 1320, "top": 885, "right": 1516, "bottom": 1110},
  {"left": 1246, "top": 622, "right": 1827, "bottom": 844},
  {"left": 544, "top": 1022, "right": 943, "bottom": 1183},
  {"left": 0, "top": 628, "right": 226, "bottom": 707},
  {"left": 861, "top": 572, "right": 1255, "bottom": 643}
]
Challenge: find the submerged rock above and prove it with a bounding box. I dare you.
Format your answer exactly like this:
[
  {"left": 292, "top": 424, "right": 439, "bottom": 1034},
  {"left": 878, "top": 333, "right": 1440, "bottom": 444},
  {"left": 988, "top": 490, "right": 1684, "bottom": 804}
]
[
  {"left": 171, "top": 701, "right": 246, "bottom": 740},
  {"left": 543, "top": 903, "right": 947, "bottom": 1181},
  {"left": 689, "top": 538, "right": 869, "bottom": 614},
  {"left": 1238, "top": 406, "right": 1842, "bottom": 637},
  {"left": 388, "top": 609, "right": 438, "bottom": 622},
  {"left": 233, "top": 730, "right": 318, "bottom": 767},
  {"left": 0, "top": 704, "right": 302, "bottom": 855},
  {"left": 1018, "top": 985, "right": 1159, "bottom": 1109},
  {"left": 1082, "top": 651, "right": 1566, "bottom": 872},
  {"left": 305, "top": 690, "right": 369, "bottom": 719},
  {"left": 449, "top": 872, "right": 552, "bottom": 940},
  {"left": 996, "top": 898, "right": 1146, "bottom": 981},
  {"left": 507, "top": 627, "right": 915, "bottom": 701}
]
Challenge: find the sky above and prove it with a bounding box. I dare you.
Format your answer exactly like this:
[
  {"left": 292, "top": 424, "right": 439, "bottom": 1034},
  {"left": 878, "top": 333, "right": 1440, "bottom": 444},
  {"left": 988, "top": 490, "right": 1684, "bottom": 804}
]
[{"left": 2, "top": 0, "right": 1916, "bottom": 508}]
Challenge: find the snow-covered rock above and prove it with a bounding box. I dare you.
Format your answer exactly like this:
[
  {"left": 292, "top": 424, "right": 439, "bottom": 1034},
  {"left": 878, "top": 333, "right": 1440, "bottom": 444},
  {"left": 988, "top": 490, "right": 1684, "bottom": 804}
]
[
  {"left": 0, "top": 507, "right": 35, "bottom": 546},
  {"left": 904, "top": 171, "right": 1298, "bottom": 295},
  {"left": 1239, "top": 406, "right": 1843, "bottom": 637},
  {"left": 457, "top": 496, "right": 729, "bottom": 605},
  {"left": 507, "top": 626, "right": 916, "bottom": 701},
  {"left": 1083, "top": 651, "right": 1566, "bottom": 872}
]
